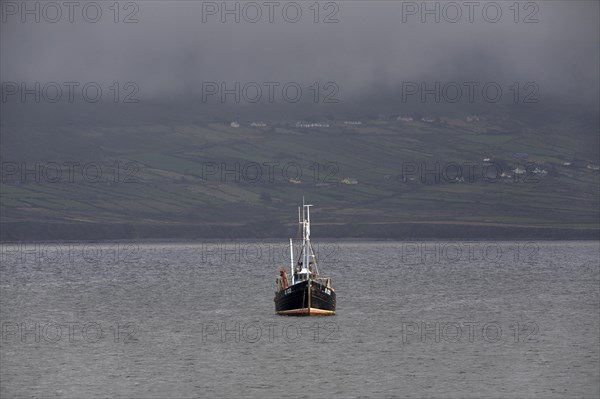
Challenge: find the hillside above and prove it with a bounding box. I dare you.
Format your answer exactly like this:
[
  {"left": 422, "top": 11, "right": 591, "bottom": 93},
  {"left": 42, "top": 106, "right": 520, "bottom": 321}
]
[{"left": 1, "top": 102, "right": 599, "bottom": 240}]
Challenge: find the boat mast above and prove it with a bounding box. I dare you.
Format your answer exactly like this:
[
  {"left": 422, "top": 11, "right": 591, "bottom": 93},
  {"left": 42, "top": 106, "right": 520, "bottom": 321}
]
[
  {"left": 303, "top": 198, "right": 312, "bottom": 313},
  {"left": 295, "top": 198, "right": 317, "bottom": 281},
  {"left": 304, "top": 199, "right": 313, "bottom": 278},
  {"left": 305, "top": 203, "right": 311, "bottom": 275},
  {"left": 301, "top": 198, "right": 305, "bottom": 275},
  {"left": 289, "top": 238, "right": 294, "bottom": 285}
]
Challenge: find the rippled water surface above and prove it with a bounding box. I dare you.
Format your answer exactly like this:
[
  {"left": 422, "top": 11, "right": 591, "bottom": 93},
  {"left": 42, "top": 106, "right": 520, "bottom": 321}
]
[{"left": 1, "top": 241, "right": 598, "bottom": 398}]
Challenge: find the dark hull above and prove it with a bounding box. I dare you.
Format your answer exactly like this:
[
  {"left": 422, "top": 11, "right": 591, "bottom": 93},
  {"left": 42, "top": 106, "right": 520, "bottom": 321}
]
[{"left": 274, "top": 280, "right": 336, "bottom": 316}]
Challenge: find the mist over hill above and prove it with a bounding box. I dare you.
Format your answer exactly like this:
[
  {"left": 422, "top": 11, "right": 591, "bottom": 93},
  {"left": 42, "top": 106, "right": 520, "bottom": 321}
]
[{"left": 1, "top": 1, "right": 599, "bottom": 240}]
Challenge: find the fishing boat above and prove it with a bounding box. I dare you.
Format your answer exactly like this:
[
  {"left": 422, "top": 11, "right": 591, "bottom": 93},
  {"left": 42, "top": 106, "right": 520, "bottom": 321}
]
[{"left": 274, "top": 200, "right": 336, "bottom": 316}]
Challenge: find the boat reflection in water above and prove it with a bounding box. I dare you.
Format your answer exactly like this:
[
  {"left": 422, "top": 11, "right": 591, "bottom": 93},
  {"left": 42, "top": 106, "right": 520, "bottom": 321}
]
[{"left": 274, "top": 200, "right": 336, "bottom": 316}]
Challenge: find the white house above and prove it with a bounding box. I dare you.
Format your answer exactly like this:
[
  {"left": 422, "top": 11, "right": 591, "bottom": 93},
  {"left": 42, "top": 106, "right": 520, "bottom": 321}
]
[
  {"left": 341, "top": 177, "right": 358, "bottom": 185},
  {"left": 295, "top": 122, "right": 330, "bottom": 128}
]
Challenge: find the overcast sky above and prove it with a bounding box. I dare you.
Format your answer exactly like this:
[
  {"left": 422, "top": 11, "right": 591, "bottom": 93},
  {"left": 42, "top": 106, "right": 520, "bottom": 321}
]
[{"left": 1, "top": 1, "right": 599, "bottom": 108}]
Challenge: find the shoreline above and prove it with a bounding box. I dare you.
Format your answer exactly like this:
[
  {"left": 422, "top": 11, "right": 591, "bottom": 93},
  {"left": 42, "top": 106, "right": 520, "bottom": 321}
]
[{"left": 2, "top": 221, "right": 598, "bottom": 242}]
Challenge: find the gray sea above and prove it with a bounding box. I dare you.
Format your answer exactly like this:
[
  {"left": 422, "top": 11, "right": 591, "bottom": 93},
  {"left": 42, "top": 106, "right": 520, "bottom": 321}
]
[{"left": 1, "top": 240, "right": 598, "bottom": 399}]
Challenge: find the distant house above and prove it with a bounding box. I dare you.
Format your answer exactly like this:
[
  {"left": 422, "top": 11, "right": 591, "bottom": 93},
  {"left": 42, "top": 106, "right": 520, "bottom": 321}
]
[
  {"left": 341, "top": 177, "right": 358, "bottom": 185},
  {"left": 288, "top": 178, "right": 302, "bottom": 184},
  {"left": 343, "top": 121, "right": 362, "bottom": 126},
  {"left": 295, "top": 122, "right": 330, "bottom": 128},
  {"left": 230, "top": 121, "right": 240, "bottom": 128},
  {"left": 513, "top": 167, "right": 526, "bottom": 175},
  {"left": 587, "top": 164, "right": 600, "bottom": 171},
  {"left": 397, "top": 116, "right": 413, "bottom": 122},
  {"left": 466, "top": 115, "right": 480, "bottom": 123},
  {"left": 563, "top": 162, "right": 571, "bottom": 166},
  {"left": 421, "top": 117, "right": 436, "bottom": 123},
  {"left": 250, "top": 122, "right": 267, "bottom": 127},
  {"left": 483, "top": 158, "right": 492, "bottom": 163}
]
